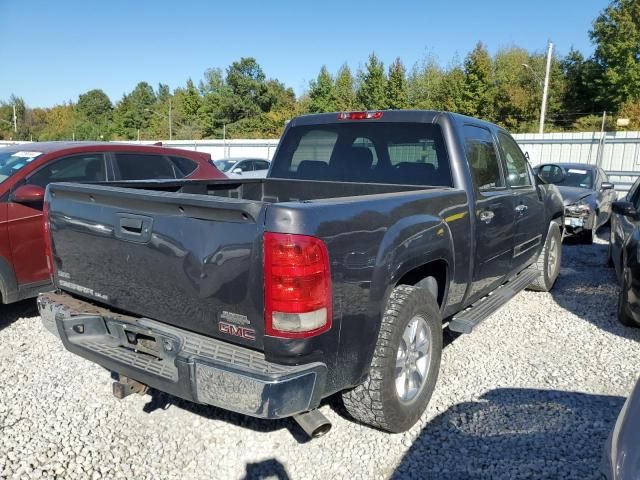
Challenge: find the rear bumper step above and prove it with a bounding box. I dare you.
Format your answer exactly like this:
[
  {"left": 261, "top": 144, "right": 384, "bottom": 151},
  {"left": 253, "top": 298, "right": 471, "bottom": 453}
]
[
  {"left": 38, "top": 292, "right": 327, "bottom": 419},
  {"left": 449, "top": 269, "right": 539, "bottom": 334}
]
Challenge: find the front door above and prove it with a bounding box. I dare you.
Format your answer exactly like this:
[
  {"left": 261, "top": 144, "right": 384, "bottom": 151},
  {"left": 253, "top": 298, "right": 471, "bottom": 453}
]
[
  {"left": 496, "top": 131, "right": 545, "bottom": 273},
  {"left": 463, "top": 125, "right": 516, "bottom": 300}
]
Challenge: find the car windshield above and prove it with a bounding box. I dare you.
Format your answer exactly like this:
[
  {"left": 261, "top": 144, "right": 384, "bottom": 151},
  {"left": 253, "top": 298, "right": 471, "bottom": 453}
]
[
  {"left": 558, "top": 167, "right": 594, "bottom": 189},
  {"left": 213, "top": 160, "right": 236, "bottom": 172},
  {"left": 0, "top": 150, "right": 43, "bottom": 183}
]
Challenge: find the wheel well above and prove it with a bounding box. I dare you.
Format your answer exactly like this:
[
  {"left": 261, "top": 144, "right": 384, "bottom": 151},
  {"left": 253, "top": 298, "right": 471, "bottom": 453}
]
[{"left": 397, "top": 260, "right": 447, "bottom": 306}]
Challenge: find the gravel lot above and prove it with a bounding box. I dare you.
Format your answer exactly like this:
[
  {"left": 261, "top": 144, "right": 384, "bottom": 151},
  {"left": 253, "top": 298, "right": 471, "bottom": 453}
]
[{"left": 2, "top": 229, "right": 640, "bottom": 480}]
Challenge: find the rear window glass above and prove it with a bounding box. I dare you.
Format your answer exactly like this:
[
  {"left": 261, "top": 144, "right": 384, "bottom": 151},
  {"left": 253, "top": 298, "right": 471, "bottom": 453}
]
[
  {"left": 169, "top": 156, "right": 197, "bottom": 177},
  {"left": 271, "top": 123, "right": 452, "bottom": 186}
]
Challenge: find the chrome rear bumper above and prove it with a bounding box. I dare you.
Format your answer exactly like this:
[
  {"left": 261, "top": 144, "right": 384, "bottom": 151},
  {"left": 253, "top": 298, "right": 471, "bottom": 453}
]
[{"left": 38, "top": 292, "right": 326, "bottom": 419}]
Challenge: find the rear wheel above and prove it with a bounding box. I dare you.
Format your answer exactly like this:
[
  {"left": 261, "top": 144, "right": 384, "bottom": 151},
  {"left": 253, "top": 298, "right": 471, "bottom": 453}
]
[
  {"left": 617, "top": 269, "right": 639, "bottom": 328},
  {"left": 341, "top": 285, "right": 442, "bottom": 432},
  {"left": 527, "top": 223, "right": 562, "bottom": 292}
]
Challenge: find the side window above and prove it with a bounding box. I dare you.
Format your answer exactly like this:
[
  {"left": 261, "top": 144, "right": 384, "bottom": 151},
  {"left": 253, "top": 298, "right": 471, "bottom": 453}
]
[
  {"left": 254, "top": 160, "right": 270, "bottom": 171},
  {"left": 169, "top": 156, "right": 197, "bottom": 178},
  {"left": 114, "top": 153, "right": 176, "bottom": 180},
  {"left": 497, "top": 132, "right": 532, "bottom": 187},
  {"left": 463, "top": 125, "right": 503, "bottom": 191},
  {"left": 237, "top": 161, "right": 253, "bottom": 172},
  {"left": 28, "top": 154, "right": 107, "bottom": 188}
]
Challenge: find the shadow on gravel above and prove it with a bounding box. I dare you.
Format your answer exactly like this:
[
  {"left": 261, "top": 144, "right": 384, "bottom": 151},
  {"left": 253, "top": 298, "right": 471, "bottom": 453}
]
[
  {"left": 550, "top": 227, "right": 640, "bottom": 342},
  {"left": 0, "top": 299, "right": 38, "bottom": 332},
  {"left": 392, "top": 388, "right": 624, "bottom": 480},
  {"left": 141, "top": 390, "right": 311, "bottom": 443},
  {"left": 241, "top": 459, "right": 290, "bottom": 480}
]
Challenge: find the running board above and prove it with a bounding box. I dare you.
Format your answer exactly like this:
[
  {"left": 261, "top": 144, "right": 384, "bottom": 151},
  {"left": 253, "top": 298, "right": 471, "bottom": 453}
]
[{"left": 449, "top": 270, "right": 539, "bottom": 334}]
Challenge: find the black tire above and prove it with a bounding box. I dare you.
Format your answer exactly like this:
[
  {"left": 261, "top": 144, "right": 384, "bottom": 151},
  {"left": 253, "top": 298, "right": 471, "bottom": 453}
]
[
  {"left": 617, "top": 270, "right": 639, "bottom": 328},
  {"left": 527, "top": 223, "right": 562, "bottom": 292},
  {"left": 341, "top": 285, "right": 442, "bottom": 433}
]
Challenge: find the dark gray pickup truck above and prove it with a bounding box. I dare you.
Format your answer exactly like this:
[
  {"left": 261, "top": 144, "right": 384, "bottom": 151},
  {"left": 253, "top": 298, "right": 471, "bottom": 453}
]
[{"left": 39, "top": 110, "right": 564, "bottom": 437}]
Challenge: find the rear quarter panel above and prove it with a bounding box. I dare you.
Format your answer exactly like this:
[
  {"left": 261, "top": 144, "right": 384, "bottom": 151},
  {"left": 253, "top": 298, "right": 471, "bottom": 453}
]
[{"left": 264, "top": 188, "right": 469, "bottom": 393}]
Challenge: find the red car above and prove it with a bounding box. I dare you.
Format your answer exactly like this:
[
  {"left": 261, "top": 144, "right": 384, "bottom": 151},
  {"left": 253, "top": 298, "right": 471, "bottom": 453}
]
[{"left": 0, "top": 142, "right": 224, "bottom": 304}]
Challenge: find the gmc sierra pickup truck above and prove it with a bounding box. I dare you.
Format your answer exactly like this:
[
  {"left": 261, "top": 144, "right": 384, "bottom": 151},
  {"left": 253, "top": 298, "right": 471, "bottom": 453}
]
[{"left": 39, "top": 110, "right": 564, "bottom": 437}]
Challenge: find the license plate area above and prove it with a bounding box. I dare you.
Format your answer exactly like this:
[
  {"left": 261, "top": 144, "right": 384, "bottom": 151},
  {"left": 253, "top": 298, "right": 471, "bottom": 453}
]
[{"left": 107, "top": 321, "right": 180, "bottom": 363}]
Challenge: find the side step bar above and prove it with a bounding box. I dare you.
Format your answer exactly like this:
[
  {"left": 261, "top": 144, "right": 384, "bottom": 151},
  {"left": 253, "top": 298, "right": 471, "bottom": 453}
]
[{"left": 449, "top": 269, "right": 540, "bottom": 334}]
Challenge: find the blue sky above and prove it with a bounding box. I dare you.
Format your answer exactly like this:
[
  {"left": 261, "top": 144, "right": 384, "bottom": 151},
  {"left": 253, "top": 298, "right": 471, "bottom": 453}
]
[{"left": 1, "top": 0, "right": 608, "bottom": 107}]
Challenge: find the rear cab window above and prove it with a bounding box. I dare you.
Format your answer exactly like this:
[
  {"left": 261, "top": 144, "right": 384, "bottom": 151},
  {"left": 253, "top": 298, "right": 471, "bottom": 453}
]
[{"left": 271, "top": 123, "right": 452, "bottom": 187}]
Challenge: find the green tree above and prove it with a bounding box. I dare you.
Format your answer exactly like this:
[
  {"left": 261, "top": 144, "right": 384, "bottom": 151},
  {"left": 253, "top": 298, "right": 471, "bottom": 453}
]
[
  {"left": 76, "top": 89, "right": 113, "bottom": 140},
  {"left": 225, "top": 57, "right": 267, "bottom": 121},
  {"left": 308, "top": 66, "right": 336, "bottom": 113},
  {"left": 462, "top": 42, "right": 495, "bottom": 119},
  {"left": 407, "top": 55, "right": 446, "bottom": 110},
  {"left": 357, "top": 53, "right": 387, "bottom": 109},
  {"left": 334, "top": 64, "right": 356, "bottom": 111},
  {"left": 590, "top": 0, "right": 640, "bottom": 110},
  {"left": 385, "top": 58, "right": 408, "bottom": 109}
]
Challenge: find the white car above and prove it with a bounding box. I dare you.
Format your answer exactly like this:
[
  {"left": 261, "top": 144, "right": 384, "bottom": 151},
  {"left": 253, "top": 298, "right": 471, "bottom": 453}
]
[{"left": 212, "top": 157, "right": 271, "bottom": 178}]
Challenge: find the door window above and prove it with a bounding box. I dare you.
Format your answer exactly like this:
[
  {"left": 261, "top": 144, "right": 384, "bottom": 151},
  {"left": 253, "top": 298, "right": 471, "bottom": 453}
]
[
  {"left": 497, "top": 132, "right": 532, "bottom": 187},
  {"left": 254, "top": 160, "right": 270, "bottom": 171},
  {"left": 236, "top": 161, "right": 253, "bottom": 172},
  {"left": 463, "top": 125, "right": 503, "bottom": 191},
  {"left": 114, "top": 153, "right": 176, "bottom": 180},
  {"left": 27, "top": 153, "right": 107, "bottom": 187}
]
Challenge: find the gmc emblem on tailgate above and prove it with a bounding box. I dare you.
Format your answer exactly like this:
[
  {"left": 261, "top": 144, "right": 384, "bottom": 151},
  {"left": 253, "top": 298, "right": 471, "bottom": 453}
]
[{"left": 218, "top": 321, "right": 256, "bottom": 341}]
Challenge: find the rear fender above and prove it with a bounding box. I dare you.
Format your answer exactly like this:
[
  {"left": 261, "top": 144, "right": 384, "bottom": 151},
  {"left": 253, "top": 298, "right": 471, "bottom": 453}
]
[{"left": 347, "top": 217, "right": 453, "bottom": 385}]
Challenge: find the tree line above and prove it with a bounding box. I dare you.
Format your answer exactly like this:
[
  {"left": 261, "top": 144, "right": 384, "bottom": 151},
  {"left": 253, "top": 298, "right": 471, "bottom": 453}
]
[{"left": 1, "top": 0, "right": 639, "bottom": 141}]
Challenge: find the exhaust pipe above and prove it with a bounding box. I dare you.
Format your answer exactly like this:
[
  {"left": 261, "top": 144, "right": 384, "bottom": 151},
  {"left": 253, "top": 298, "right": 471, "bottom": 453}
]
[{"left": 293, "top": 410, "right": 332, "bottom": 438}]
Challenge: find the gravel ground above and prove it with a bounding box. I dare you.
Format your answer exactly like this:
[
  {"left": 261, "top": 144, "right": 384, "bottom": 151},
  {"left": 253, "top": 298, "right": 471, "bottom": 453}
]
[{"left": 2, "top": 229, "right": 640, "bottom": 480}]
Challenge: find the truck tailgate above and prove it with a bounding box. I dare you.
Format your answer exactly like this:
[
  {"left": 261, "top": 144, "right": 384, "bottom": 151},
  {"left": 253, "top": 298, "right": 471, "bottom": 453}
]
[{"left": 47, "top": 183, "right": 267, "bottom": 349}]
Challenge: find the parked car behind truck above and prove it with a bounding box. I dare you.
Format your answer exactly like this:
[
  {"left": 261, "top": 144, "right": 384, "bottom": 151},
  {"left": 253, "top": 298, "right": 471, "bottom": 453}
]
[
  {"left": 39, "top": 111, "right": 564, "bottom": 437},
  {"left": 0, "top": 142, "right": 224, "bottom": 305}
]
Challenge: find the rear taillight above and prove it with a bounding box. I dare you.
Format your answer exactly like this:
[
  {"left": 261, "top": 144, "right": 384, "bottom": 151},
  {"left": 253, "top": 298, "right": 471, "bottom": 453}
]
[
  {"left": 337, "top": 111, "right": 383, "bottom": 120},
  {"left": 264, "top": 232, "right": 331, "bottom": 338},
  {"left": 43, "top": 199, "right": 54, "bottom": 277}
]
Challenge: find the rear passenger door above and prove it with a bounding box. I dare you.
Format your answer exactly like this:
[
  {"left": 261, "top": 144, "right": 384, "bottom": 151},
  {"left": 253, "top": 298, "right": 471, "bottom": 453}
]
[
  {"left": 463, "top": 125, "right": 516, "bottom": 300},
  {"left": 496, "top": 131, "right": 545, "bottom": 273}
]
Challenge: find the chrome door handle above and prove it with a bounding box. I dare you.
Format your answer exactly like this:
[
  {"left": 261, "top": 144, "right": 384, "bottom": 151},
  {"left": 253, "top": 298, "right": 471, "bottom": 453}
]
[
  {"left": 515, "top": 204, "right": 528, "bottom": 214},
  {"left": 479, "top": 210, "right": 495, "bottom": 223}
]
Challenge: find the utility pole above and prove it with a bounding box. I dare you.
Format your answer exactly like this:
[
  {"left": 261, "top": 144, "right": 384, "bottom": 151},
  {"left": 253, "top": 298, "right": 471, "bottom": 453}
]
[
  {"left": 539, "top": 41, "right": 553, "bottom": 134},
  {"left": 168, "top": 98, "right": 172, "bottom": 141},
  {"left": 223, "top": 124, "right": 227, "bottom": 158},
  {"left": 12, "top": 104, "right": 17, "bottom": 133}
]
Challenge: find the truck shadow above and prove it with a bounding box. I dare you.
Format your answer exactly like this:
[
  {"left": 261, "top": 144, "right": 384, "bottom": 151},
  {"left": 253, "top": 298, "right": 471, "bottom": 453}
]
[
  {"left": 392, "top": 388, "right": 624, "bottom": 480},
  {"left": 0, "top": 299, "right": 38, "bottom": 332},
  {"left": 549, "top": 227, "right": 640, "bottom": 341}
]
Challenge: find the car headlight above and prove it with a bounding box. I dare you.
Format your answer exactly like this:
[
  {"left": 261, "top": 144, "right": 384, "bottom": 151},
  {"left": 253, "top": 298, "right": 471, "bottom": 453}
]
[{"left": 565, "top": 202, "right": 591, "bottom": 216}]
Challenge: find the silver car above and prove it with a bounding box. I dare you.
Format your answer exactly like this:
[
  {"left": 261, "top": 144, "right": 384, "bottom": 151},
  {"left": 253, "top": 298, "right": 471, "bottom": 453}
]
[
  {"left": 602, "top": 375, "right": 640, "bottom": 479},
  {"left": 212, "top": 157, "right": 271, "bottom": 178}
]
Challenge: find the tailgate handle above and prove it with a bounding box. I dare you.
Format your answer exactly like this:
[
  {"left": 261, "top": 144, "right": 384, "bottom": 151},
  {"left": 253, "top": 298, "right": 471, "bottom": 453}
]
[
  {"left": 115, "top": 213, "right": 153, "bottom": 243},
  {"left": 120, "top": 217, "right": 143, "bottom": 234}
]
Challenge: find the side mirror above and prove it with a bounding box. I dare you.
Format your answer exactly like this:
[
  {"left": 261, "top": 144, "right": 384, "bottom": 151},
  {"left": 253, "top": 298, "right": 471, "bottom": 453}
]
[
  {"left": 233, "top": 168, "right": 243, "bottom": 175},
  {"left": 11, "top": 184, "right": 45, "bottom": 205},
  {"left": 612, "top": 201, "right": 637, "bottom": 218},
  {"left": 601, "top": 182, "right": 615, "bottom": 191}
]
